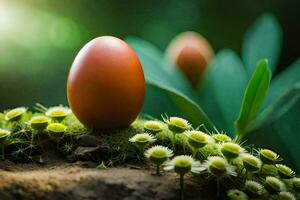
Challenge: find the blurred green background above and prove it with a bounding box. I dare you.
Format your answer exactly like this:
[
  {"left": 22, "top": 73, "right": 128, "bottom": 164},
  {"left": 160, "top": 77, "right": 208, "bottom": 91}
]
[{"left": 0, "top": 0, "right": 299, "bottom": 110}]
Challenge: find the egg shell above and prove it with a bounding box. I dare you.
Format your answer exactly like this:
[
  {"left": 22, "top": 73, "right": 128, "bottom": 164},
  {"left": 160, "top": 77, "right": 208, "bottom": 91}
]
[{"left": 67, "top": 36, "right": 145, "bottom": 129}]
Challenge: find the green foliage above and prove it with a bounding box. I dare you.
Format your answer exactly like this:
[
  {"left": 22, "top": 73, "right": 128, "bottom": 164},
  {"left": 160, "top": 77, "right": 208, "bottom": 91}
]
[
  {"left": 242, "top": 13, "right": 282, "bottom": 75},
  {"left": 125, "top": 13, "right": 300, "bottom": 172},
  {"left": 235, "top": 60, "right": 271, "bottom": 139},
  {"left": 130, "top": 116, "right": 300, "bottom": 199},
  {"left": 197, "top": 50, "right": 247, "bottom": 135}
]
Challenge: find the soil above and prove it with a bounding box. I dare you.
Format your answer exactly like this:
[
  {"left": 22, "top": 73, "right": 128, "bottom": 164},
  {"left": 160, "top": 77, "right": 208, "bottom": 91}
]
[{"left": 0, "top": 160, "right": 218, "bottom": 200}]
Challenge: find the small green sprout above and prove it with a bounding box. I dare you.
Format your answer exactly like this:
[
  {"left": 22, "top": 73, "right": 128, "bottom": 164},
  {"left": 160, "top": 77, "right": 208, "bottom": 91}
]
[
  {"left": 241, "top": 153, "right": 262, "bottom": 172},
  {"left": 184, "top": 130, "right": 210, "bottom": 157},
  {"left": 259, "top": 149, "right": 280, "bottom": 164},
  {"left": 227, "top": 189, "right": 248, "bottom": 200},
  {"left": 144, "top": 145, "right": 173, "bottom": 175},
  {"left": 221, "top": 142, "right": 244, "bottom": 160},
  {"left": 164, "top": 155, "right": 204, "bottom": 200},
  {"left": 212, "top": 133, "right": 232, "bottom": 143},
  {"left": 164, "top": 117, "right": 191, "bottom": 152},
  {"left": 47, "top": 123, "right": 67, "bottom": 141},
  {"left": 129, "top": 133, "right": 156, "bottom": 151},
  {"left": 0, "top": 129, "right": 11, "bottom": 160},
  {"left": 265, "top": 176, "right": 285, "bottom": 194},
  {"left": 5, "top": 107, "right": 27, "bottom": 121},
  {"left": 29, "top": 116, "right": 50, "bottom": 130},
  {"left": 244, "top": 180, "right": 264, "bottom": 197},
  {"left": 45, "top": 106, "right": 71, "bottom": 122},
  {"left": 63, "top": 143, "right": 74, "bottom": 154},
  {"left": 203, "top": 156, "right": 237, "bottom": 178},
  {"left": 143, "top": 121, "right": 163, "bottom": 134},
  {"left": 165, "top": 117, "right": 191, "bottom": 133},
  {"left": 97, "top": 161, "right": 107, "bottom": 169},
  {"left": 292, "top": 178, "right": 300, "bottom": 192},
  {"left": 277, "top": 192, "right": 296, "bottom": 200},
  {"left": 276, "top": 164, "right": 295, "bottom": 179}
]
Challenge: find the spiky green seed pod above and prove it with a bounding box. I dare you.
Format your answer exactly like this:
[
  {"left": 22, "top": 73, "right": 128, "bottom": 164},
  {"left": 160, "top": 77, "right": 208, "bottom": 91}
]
[
  {"left": 145, "top": 145, "right": 173, "bottom": 166},
  {"left": 0, "top": 129, "right": 11, "bottom": 145},
  {"left": 129, "top": 133, "right": 156, "bottom": 150},
  {"left": 203, "top": 156, "right": 236, "bottom": 177},
  {"left": 292, "top": 178, "right": 300, "bottom": 192},
  {"left": 212, "top": 133, "right": 232, "bottom": 143},
  {"left": 29, "top": 116, "right": 50, "bottom": 130},
  {"left": 277, "top": 192, "right": 296, "bottom": 200},
  {"left": 164, "top": 155, "right": 204, "bottom": 175},
  {"left": 241, "top": 153, "right": 262, "bottom": 172},
  {"left": 259, "top": 149, "right": 279, "bottom": 164},
  {"left": 244, "top": 180, "right": 264, "bottom": 197},
  {"left": 185, "top": 130, "right": 209, "bottom": 149},
  {"left": 144, "top": 121, "right": 163, "bottom": 134},
  {"left": 221, "top": 142, "right": 244, "bottom": 160},
  {"left": 45, "top": 106, "right": 71, "bottom": 122},
  {"left": 227, "top": 189, "right": 248, "bottom": 200},
  {"left": 165, "top": 117, "right": 190, "bottom": 133},
  {"left": 4, "top": 107, "right": 26, "bottom": 121},
  {"left": 47, "top": 123, "right": 67, "bottom": 140},
  {"left": 265, "top": 176, "right": 285, "bottom": 194},
  {"left": 276, "top": 164, "right": 295, "bottom": 179}
]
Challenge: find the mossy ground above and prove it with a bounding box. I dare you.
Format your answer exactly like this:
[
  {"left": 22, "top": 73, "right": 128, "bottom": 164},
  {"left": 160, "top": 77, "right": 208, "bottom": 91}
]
[{"left": 1, "top": 107, "right": 300, "bottom": 200}]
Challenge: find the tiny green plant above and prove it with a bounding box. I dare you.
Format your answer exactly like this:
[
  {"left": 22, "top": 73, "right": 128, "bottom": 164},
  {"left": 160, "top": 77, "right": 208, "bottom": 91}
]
[
  {"left": 0, "top": 129, "right": 11, "bottom": 160},
  {"left": 227, "top": 189, "right": 248, "bottom": 200},
  {"left": 97, "top": 161, "right": 107, "bottom": 169},
  {"left": 47, "top": 123, "right": 67, "bottom": 141},
  {"left": 244, "top": 180, "right": 264, "bottom": 197},
  {"left": 129, "top": 133, "right": 156, "bottom": 152},
  {"left": 184, "top": 130, "right": 210, "bottom": 157},
  {"left": 144, "top": 145, "right": 173, "bottom": 175},
  {"left": 45, "top": 106, "right": 71, "bottom": 122},
  {"left": 129, "top": 116, "right": 300, "bottom": 199},
  {"left": 163, "top": 116, "right": 191, "bottom": 152},
  {"left": 164, "top": 155, "right": 204, "bottom": 200},
  {"left": 4, "top": 107, "right": 27, "bottom": 122},
  {"left": 143, "top": 121, "right": 163, "bottom": 134}
]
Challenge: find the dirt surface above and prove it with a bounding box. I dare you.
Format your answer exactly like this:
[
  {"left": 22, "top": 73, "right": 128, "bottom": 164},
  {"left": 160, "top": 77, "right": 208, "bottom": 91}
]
[{"left": 0, "top": 160, "right": 218, "bottom": 200}]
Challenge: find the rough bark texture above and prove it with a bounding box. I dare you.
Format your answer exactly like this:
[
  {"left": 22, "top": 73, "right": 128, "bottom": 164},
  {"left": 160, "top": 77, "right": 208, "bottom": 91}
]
[{"left": 0, "top": 161, "right": 218, "bottom": 200}]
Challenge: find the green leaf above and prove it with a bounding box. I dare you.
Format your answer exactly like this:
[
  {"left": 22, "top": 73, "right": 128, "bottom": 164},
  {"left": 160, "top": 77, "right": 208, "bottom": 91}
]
[
  {"left": 126, "top": 37, "right": 213, "bottom": 128},
  {"left": 264, "top": 59, "right": 300, "bottom": 107},
  {"left": 253, "top": 82, "right": 300, "bottom": 129},
  {"left": 242, "top": 14, "right": 282, "bottom": 75},
  {"left": 252, "top": 59, "right": 300, "bottom": 129},
  {"left": 125, "top": 37, "right": 193, "bottom": 98},
  {"left": 234, "top": 59, "right": 271, "bottom": 139},
  {"left": 197, "top": 50, "right": 247, "bottom": 136},
  {"left": 247, "top": 91, "right": 300, "bottom": 172}
]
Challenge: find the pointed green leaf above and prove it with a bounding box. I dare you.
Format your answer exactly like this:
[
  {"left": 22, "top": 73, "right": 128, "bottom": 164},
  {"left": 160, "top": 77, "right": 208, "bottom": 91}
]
[
  {"left": 235, "top": 59, "right": 271, "bottom": 139},
  {"left": 252, "top": 82, "right": 300, "bottom": 129},
  {"left": 264, "top": 59, "right": 300, "bottom": 107},
  {"left": 242, "top": 14, "right": 282, "bottom": 75},
  {"left": 252, "top": 59, "right": 300, "bottom": 129},
  {"left": 197, "top": 50, "right": 247, "bottom": 135}
]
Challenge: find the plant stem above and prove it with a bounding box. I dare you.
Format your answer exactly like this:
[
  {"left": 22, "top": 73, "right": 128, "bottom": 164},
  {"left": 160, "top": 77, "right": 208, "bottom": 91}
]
[
  {"left": 156, "top": 164, "right": 160, "bottom": 175},
  {"left": 217, "top": 178, "right": 220, "bottom": 197},
  {"left": 180, "top": 174, "right": 184, "bottom": 200},
  {"left": 192, "top": 148, "right": 197, "bottom": 158},
  {"left": 172, "top": 132, "right": 176, "bottom": 153},
  {"left": 1, "top": 145, "right": 4, "bottom": 160}
]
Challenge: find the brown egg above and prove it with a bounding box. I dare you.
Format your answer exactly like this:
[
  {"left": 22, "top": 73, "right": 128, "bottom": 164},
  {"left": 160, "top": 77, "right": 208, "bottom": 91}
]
[
  {"left": 165, "top": 32, "right": 214, "bottom": 89},
  {"left": 67, "top": 36, "right": 145, "bottom": 129}
]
